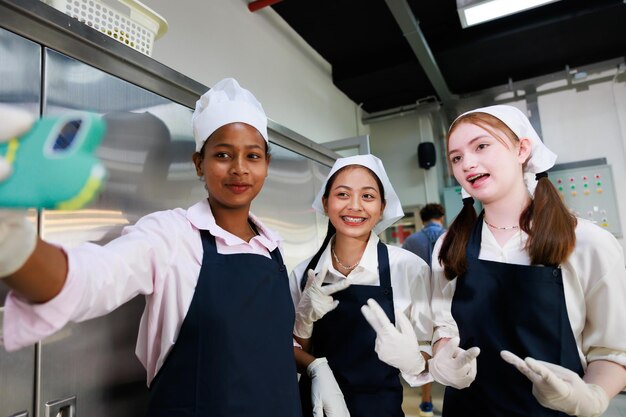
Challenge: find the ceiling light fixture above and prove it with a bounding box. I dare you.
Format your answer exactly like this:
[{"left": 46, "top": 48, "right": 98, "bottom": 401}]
[{"left": 457, "top": 0, "right": 562, "bottom": 28}]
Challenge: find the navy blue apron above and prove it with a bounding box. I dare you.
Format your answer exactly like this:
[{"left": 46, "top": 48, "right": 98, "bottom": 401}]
[
  {"left": 299, "top": 241, "right": 404, "bottom": 417},
  {"left": 146, "top": 228, "right": 302, "bottom": 417},
  {"left": 443, "top": 213, "right": 583, "bottom": 417}
]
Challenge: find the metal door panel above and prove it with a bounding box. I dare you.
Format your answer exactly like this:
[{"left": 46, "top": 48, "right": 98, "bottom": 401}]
[
  {"left": 39, "top": 49, "right": 197, "bottom": 417},
  {"left": 0, "top": 308, "right": 36, "bottom": 417},
  {"left": 252, "top": 146, "right": 331, "bottom": 272},
  {"left": 0, "top": 27, "right": 40, "bottom": 417}
]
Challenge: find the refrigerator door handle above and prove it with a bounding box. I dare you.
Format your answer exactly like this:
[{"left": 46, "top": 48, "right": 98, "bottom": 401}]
[
  {"left": 44, "top": 396, "right": 76, "bottom": 417},
  {"left": 6, "top": 412, "right": 28, "bottom": 417}
]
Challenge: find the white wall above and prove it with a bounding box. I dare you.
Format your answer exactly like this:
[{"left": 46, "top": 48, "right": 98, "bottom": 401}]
[
  {"left": 367, "top": 76, "right": 626, "bottom": 249},
  {"left": 369, "top": 112, "right": 445, "bottom": 208},
  {"left": 137, "top": 1, "right": 626, "bottom": 246},
  {"left": 141, "top": 0, "right": 367, "bottom": 143},
  {"left": 539, "top": 77, "right": 626, "bottom": 246}
]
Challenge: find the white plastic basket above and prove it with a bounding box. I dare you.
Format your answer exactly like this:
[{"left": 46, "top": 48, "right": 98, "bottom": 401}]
[{"left": 41, "top": 0, "right": 168, "bottom": 56}]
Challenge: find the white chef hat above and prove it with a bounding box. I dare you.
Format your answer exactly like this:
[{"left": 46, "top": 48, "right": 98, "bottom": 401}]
[
  {"left": 312, "top": 154, "right": 404, "bottom": 235},
  {"left": 192, "top": 78, "right": 268, "bottom": 152},
  {"left": 453, "top": 105, "right": 557, "bottom": 197}
]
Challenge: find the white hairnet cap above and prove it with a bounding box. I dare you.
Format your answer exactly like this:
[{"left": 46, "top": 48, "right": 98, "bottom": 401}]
[
  {"left": 454, "top": 105, "right": 557, "bottom": 197},
  {"left": 312, "top": 154, "right": 404, "bottom": 235},
  {"left": 192, "top": 78, "right": 268, "bottom": 152}
]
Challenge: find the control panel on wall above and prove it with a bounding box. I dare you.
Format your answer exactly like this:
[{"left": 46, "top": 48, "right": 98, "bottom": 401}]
[
  {"left": 550, "top": 164, "right": 622, "bottom": 238},
  {"left": 442, "top": 185, "right": 482, "bottom": 227}
]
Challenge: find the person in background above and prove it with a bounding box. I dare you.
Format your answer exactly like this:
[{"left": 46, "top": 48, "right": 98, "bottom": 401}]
[
  {"left": 0, "top": 79, "right": 345, "bottom": 417},
  {"left": 403, "top": 203, "right": 446, "bottom": 271},
  {"left": 401, "top": 202, "right": 446, "bottom": 417},
  {"left": 290, "top": 154, "right": 433, "bottom": 417},
  {"left": 428, "top": 105, "right": 626, "bottom": 416}
]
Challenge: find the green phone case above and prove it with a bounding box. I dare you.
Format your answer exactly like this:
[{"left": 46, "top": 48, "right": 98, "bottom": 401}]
[{"left": 0, "top": 113, "right": 107, "bottom": 209}]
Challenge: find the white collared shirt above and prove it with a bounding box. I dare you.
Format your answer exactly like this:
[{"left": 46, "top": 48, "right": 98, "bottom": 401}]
[
  {"left": 3, "top": 199, "right": 283, "bottom": 385},
  {"left": 289, "top": 231, "right": 434, "bottom": 386},
  {"left": 431, "top": 218, "right": 626, "bottom": 369}
]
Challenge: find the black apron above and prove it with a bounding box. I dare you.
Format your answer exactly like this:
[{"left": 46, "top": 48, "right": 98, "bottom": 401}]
[
  {"left": 443, "top": 213, "right": 583, "bottom": 417},
  {"left": 146, "top": 229, "right": 302, "bottom": 417},
  {"left": 300, "top": 241, "right": 404, "bottom": 417}
]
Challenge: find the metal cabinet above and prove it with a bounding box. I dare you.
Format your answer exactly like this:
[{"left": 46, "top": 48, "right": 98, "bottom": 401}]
[{"left": 0, "top": 2, "right": 337, "bottom": 415}]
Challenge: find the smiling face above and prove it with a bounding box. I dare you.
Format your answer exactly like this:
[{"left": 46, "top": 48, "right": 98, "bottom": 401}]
[
  {"left": 192, "top": 122, "right": 269, "bottom": 214},
  {"left": 447, "top": 118, "right": 530, "bottom": 205},
  {"left": 322, "top": 165, "right": 385, "bottom": 241}
]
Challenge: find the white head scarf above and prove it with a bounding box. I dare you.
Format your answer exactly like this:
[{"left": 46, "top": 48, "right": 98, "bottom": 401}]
[
  {"left": 452, "top": 105, "right": 557, "bottom": 197},
  {"left": 312, "top": 154, "right": 404, "bottom": 235},
  {"left": 192, "top": 78, "right": 268, "bottom": 152}
]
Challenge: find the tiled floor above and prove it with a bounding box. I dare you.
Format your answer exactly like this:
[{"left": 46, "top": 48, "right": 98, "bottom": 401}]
[{"left": 402, "top": 381, "right": 626, "bottom": 417}]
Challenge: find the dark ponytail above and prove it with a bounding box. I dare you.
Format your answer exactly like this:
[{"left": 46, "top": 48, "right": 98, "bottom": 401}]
[
  {"left": 520, "top": 175, "right": 576, "bottom": 266},
  {"left": 300, "top": 220, "right": 336, "bottom": 290},
  {"left": 438, "top": 197, "right": 477, "bottom": 280}
]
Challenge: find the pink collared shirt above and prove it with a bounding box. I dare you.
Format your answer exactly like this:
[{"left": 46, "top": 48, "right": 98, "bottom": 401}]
[{"left": 3, "top": 199, "right": 286, "bottom": 385}]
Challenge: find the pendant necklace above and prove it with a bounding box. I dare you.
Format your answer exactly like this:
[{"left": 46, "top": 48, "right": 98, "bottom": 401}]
[
  {"left": 331, "top": 244, "right": 360, "bottom": 271},
  {"left": 483, "top": 218, "right": 519, "bottom": 231}
]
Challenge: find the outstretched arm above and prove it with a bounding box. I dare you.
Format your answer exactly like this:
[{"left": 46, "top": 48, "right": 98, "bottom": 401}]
[
  {"left": 3, "top": 237, "right": 68, "bottom": 303},
  {"left": 0, "top": 105, "right": 68, "bottom": 302}
]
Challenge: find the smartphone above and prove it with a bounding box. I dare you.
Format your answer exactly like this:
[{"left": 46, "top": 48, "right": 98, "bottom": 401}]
[{"left": 0, "top": 113, "right": 107, "bottom": 209}]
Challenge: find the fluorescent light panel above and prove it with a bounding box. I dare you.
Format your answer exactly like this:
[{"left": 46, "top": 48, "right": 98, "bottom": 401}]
[{"left": 458, "top": 0, "right": 561, "bottom": 28}]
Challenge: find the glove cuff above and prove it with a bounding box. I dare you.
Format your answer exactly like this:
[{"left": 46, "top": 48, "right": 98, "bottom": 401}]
[
  {"left": 294, "top": 316, "right": 313, "bottom": 339},
  {"left": 0, "top": 213, "right": 37, "bottom": 277},
  {"left": 581, "top": 384, "right": 610, "bottom": 417},
  {"left": 306, "top": 357, "right": 328, "bottom": 378},
  {"left": 402, "top": 354, "right": 426, "bottom": 376}
]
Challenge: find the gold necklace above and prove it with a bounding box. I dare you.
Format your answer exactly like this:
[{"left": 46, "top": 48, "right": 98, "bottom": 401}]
[
  {"left": 483, "top": 218, "right": 519, "bottom": 231},
  {"left": 331, "top": 245, "right": 360, "bottom": 270}
]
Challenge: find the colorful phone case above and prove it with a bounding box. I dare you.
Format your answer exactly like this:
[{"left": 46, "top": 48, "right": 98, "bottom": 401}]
[{"left": 0, "top": 113, "right": 107, "bottom": 209}]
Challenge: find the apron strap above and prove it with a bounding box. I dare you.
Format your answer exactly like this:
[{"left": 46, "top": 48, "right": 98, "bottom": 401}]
[
  {"left": 466, "top": 211, "right": 485, "bottom": 260},
  {"left": 376, "top": 240, "right": 391, "bottom": 289}
]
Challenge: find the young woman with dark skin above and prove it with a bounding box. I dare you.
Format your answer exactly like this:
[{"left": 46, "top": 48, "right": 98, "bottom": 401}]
[{"left": 0, "top": 78, "right": 312, "bottom": 417}]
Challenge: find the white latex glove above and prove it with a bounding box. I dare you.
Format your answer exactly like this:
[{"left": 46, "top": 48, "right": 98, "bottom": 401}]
[
  {"left": 428, "top": 336, "right": 480, "bottom": 389},
  {"left": 0, "top": 210, "right": 36, "bottom": 278},
  {"left": 0, "top": 104, "right": 34, "bottom": 180},
  {"left": 501, "top": 350, "right": 609, "bottom": 417},
  {"left": 361, "top": 298, "right": 425, "bottom": 376},
  {"left": 0, "top": 104, "right": 37, "bottom": 277},
  {"left": 294, "top": 267, "right": 351, "bottom": 338},
  {"left": 308, "top": 357, "right": 350, "bottom": 417}
]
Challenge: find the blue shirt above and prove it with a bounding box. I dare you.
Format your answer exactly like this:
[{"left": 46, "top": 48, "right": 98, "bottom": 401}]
[{"left": 402, "top": 221, "right": 445, "bottom": 268}]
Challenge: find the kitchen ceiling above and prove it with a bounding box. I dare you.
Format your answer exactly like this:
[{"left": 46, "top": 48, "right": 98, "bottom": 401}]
[{"left": 270, "top": 0, "right": 626, "bottom": 114}]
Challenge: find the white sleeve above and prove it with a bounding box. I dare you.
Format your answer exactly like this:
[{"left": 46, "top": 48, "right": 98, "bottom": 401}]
[
  {"left": 430, "top": 234, "right": 459, "bottom": 343},
  {"left": 289, "top": 258, "right": 312, "bottom": 310},
  {"left": 2, "top": 211, "right": 180, "bottom": 351},
  {"left": 403, "top": 258, "right": 435, "bottom": 387},
  {"left": 387, "top": 247, "right": 434, "bottom": 387},
  {"left": 408, "top": 258, "right": 434, "bottom": 356},
  {"left": 569, "top": 222, "right": 626, "bottom": 367}
]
